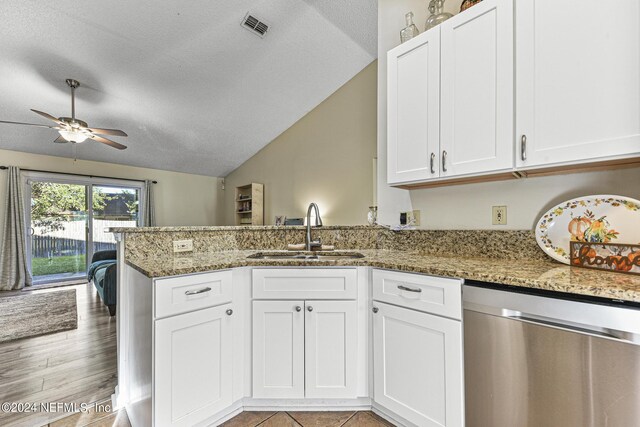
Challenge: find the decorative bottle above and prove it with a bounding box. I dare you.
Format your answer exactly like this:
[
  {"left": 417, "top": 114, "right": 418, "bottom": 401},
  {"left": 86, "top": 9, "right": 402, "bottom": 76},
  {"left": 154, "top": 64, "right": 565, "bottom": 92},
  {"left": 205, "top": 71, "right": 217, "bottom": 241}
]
[
  {"left": 400, "top": 12, "right": 420, "bottom": 43},
  {"left": 425, "top": 0, "right": 453, "bottom": 31}
]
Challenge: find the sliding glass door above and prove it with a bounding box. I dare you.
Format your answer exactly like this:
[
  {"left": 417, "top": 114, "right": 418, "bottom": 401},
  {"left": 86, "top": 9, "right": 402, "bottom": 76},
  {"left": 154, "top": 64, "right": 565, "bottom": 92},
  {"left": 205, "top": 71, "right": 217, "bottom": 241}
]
[
  {"left": 29, "top": 181, "right": 89, "bottom": 284},
  {"left": 25, "top": 174, "right": 143, "bottom": 285}
]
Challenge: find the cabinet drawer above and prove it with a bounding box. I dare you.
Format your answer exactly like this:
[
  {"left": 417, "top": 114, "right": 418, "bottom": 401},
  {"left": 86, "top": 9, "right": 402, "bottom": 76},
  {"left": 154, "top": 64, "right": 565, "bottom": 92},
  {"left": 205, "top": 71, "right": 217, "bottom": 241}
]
[
  {"left": 252, "top": 268, "right": 357, "bottom": 300},
  {"left": 154, "top": 270, "right": 233, "bottom": 319},
  {"left": 373, "top": 269, "right": 462, "bottom": 320}
]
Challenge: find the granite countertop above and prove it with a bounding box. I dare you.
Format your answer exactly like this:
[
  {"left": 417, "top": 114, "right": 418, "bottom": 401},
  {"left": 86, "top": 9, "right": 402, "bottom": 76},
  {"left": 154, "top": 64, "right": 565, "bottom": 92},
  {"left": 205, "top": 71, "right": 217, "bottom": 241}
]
[
  {"left": 124, "top": 249, "right": 640, "bottom": 304},
  {"left": 108, "top": 225, "right": 381, "bottom": 233}
]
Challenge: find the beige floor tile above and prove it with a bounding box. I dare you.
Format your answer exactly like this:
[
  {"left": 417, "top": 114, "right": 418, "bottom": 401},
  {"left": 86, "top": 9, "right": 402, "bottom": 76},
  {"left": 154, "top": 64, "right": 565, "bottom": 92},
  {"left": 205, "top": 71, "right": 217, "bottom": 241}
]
[
  {"left": 220, "top": 411, "right": 277, "bottom": 427},
  {"left": 287, "top": 411, "right": 355, "bottom": 427},
  {"left": 257, "top": 412, "right": 301, "bottom": 427},
  {"left": 364, "top": 411, "right": 396, "bottom": 426},
  {"left": 341, "top": 411, "right": 391, "bottom": 427}
]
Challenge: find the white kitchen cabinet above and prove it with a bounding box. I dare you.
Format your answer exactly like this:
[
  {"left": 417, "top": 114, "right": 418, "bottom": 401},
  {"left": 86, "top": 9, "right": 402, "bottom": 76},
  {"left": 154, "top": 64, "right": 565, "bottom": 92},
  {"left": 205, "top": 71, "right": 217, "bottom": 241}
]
[
  {"left": 387, "top": 27, "right": 441, "bottom": 184},
  {"left": 252, "top": 300, "right": 305, "bottom": 399},
  {"left": 252, "top": 299, "right": 358, "bottom": 400},
  {"left": 373, "top": 302, "right": 463, "bottom": 427},
  {"left": 154, "top": 303, "right": 233, "bottom": 427},
  {"left": 516, "top": 0, "right": 640, "bottom": 169},
  {"left": 304, "top": 300, "right": 358, "bottom": 399},
  {"left": 440, "top": 0, "right": 514, "bottom": 177}
]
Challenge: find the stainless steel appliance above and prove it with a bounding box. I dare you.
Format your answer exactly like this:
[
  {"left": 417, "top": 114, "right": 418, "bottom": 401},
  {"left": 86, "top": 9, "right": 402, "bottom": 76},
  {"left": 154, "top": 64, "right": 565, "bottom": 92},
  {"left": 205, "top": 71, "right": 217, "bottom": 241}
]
[{"left": 463, "top": 283, "right": 640, "bottom": 427}]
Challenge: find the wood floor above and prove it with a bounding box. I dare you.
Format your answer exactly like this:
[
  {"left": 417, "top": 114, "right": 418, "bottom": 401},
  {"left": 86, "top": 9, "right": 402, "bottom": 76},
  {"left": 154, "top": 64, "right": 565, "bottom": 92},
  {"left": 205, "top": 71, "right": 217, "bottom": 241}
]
[{"left": 0, "top": 283, "right": 117, "bottom": 427}]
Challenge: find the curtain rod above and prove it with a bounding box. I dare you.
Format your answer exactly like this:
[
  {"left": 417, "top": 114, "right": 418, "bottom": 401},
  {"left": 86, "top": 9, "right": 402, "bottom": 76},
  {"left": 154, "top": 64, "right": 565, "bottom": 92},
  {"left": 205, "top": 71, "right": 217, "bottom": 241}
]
[{"left": 0, "top": 166, "right": 158, "bottom": 184}]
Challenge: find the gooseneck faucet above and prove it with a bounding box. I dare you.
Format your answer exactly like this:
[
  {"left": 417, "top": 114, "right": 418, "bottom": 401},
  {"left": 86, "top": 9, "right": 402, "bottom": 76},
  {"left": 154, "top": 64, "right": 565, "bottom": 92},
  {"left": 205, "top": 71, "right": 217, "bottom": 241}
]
[{"left": 305, "top": 203, "right": 323, "bottom": 251}]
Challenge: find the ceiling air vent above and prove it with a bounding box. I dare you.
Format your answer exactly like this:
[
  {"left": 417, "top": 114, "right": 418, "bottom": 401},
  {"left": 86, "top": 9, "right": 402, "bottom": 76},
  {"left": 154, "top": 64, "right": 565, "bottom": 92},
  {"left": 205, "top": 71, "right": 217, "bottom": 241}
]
[{"left": 242, "top": 12, "right": 270, "bottom": 38}]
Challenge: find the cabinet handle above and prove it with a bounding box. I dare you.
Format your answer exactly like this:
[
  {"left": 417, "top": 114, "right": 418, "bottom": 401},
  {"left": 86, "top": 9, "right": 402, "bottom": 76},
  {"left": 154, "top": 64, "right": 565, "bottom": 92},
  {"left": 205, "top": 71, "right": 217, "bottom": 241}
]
[
  {"left": 295, "top": 306, "right": 302, "bottom": 312},
  {"left": 185, "top": 287, "right": 212, "bottom": 296},
  {"left": 430, "top": 153, "right": 436, "bottom": 174},
  {"left": 521, "top": 135, "right": 527, "bottom": 161},
  {"left": 372, "top": 307, "right": 379, "bottom": 314},
  {"left": 442, "top": 151, "right": 448, "bottom": 172},
  {"left": 307, "top": 306, "right": 313, "bottom": 312},
  {"left": 398, "top": 284, "right": 422, "bottom": 293},
  {"left": 226, "top": 309, "right": 233, "bottom": 316}
]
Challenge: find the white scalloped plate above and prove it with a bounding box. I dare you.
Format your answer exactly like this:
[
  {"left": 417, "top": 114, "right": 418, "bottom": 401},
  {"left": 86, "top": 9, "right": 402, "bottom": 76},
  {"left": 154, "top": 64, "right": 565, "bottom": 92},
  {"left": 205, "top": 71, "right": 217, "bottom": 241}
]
[{"left": 535, "top": 195, "right": 640, "bottom": 264}]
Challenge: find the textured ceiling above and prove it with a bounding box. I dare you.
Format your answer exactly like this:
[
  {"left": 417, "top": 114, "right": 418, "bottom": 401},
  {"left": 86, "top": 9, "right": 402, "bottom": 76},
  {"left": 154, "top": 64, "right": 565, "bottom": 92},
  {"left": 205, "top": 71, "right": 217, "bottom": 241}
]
[{"left": 0, "top": 0, "right": 376, "bottom": 176}]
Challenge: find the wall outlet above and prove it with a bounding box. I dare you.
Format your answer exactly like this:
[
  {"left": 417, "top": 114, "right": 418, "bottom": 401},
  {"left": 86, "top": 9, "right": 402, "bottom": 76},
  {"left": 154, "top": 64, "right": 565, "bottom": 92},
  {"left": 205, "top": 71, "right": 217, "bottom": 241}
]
[
  {"left": 400, "top": 210, "right": 421, "bottom": 226},
  {"left": 173, "top": 239, "right": 193, "bottom": 253},
  {"left": 492, "top": 206, "right": 507, "bottom": 225}
]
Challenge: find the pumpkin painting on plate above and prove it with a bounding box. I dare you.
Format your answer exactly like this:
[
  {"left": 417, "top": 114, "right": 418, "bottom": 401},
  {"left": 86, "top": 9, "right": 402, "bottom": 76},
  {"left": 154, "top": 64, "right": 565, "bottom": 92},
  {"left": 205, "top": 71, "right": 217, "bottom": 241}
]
[{"left": 535, "top": 195, "right": 640, "bottom": 265}]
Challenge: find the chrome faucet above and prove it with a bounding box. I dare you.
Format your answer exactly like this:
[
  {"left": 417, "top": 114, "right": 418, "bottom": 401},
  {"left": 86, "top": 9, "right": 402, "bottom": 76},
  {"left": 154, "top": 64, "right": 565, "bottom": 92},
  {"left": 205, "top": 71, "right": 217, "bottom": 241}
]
[{"left": 305, "top": 203, "right": 323, "bottom": 251}]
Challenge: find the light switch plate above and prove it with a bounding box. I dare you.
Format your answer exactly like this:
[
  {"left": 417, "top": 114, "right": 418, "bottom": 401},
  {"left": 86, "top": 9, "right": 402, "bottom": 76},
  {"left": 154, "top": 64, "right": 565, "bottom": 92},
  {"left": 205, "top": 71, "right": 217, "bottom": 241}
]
[
  {"left": 173, "top": 239, "right": 193, "bottom": 253},
  {"left": 492, "top": 206, "right": 507, "bottom": 225}
]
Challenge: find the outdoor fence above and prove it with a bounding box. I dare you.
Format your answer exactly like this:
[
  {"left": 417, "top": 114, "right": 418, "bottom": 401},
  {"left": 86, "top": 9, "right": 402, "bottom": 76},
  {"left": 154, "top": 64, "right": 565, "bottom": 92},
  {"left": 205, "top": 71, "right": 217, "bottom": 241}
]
[{"left": 31, "top": 219, "right": 136, "bottom": 258}]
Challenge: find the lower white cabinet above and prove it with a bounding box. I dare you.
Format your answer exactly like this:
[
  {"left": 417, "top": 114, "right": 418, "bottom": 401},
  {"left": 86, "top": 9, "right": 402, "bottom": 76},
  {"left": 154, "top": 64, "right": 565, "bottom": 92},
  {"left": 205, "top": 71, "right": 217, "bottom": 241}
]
[
  {"left": 373, "top": 301, "right": 463, "bottom": 427},
  {"left": 154, "top": 303, "right": 233, "bottom": 427},
  {"left": 252, "top": 299, "right": 358, "bottom": 399}
]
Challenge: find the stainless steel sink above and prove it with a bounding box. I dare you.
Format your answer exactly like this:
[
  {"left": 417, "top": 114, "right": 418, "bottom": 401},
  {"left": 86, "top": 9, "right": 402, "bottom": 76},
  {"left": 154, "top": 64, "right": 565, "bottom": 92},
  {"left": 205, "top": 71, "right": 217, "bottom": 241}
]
[{"left": 247, "top": 251, "right": 365, "bottom": 261}]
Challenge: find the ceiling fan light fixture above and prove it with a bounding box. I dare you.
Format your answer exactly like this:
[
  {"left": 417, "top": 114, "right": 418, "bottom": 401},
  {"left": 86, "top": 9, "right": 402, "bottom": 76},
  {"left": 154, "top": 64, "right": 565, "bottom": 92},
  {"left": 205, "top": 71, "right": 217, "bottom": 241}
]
[{"left": 58, "top": 129, "right": 88, "bottom": 143}]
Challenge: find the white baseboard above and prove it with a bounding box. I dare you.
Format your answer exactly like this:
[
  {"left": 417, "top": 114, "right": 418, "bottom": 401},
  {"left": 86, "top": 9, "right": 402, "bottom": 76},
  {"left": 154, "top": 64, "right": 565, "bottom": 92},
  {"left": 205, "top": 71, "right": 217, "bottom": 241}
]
[{"left": 242, "top": 397, "right": 372, "bottom": 411}]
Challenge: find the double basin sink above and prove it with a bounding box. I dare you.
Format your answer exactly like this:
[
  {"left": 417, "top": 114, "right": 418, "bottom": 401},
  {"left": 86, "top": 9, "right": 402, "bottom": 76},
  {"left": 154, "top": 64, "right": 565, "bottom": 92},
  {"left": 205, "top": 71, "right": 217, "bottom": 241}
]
[{"left": 247, "top": 251, "right": 365, "bottom": 261}]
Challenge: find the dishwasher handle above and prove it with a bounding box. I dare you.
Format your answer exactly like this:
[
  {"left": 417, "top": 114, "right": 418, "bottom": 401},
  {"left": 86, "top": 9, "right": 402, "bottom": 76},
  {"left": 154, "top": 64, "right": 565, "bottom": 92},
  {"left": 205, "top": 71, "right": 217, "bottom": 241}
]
[{"left": 503, "top": 309, "right": 640, "bottom": 345}]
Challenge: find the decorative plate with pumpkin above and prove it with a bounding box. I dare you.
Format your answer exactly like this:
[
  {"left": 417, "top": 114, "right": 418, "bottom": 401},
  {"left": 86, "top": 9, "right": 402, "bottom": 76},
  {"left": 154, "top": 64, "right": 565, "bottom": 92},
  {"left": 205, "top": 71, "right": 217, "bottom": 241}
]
[{"left": 535, "top": 195, "right": 640, "bottom": 264}]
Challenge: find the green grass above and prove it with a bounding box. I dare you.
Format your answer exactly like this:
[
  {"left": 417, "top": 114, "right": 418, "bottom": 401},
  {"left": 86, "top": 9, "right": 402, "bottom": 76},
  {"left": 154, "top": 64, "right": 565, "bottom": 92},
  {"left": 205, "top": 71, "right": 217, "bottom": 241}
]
[{"left": 32, "top": 255, "right": 86, "bottom": 277}]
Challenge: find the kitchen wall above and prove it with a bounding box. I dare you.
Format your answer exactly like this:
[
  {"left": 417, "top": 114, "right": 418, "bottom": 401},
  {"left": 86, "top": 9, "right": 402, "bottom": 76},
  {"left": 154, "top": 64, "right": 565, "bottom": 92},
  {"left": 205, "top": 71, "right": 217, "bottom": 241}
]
[
  {"left": 0, "top": 149, "right": 224, "bottom": 244},
  {"left": 224, "top": 61, "right": 378, "bottom": 226},
  {"left": 377, "top": 0, "right": 640, "bottom": 229}
]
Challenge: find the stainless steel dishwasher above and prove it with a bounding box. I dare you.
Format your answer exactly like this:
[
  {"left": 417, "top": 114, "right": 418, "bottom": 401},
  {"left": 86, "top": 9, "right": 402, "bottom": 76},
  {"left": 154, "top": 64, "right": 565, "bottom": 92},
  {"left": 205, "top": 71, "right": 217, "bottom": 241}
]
[{"left": 463, "top": 283, "right": 640, "bottom": 427}]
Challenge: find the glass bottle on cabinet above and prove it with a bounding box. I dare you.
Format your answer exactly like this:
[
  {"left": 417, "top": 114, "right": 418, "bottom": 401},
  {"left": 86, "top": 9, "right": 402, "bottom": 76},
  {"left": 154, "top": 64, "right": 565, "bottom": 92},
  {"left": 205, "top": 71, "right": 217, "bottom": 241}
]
[
  {"left": 400, "top": 11, "right": 420, "bottom": 43},
  {"left": 425, "top": 0, "right": 453, "bottom": 31}
]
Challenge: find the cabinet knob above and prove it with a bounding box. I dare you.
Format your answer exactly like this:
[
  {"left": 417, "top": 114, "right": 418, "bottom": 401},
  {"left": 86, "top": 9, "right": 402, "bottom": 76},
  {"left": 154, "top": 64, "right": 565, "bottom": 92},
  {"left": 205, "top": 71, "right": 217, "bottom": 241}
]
[
  {"left": 372, "top": 307, "right": 379, "bottom": 314},
  {"left": 521, "top": 135, "right": 527, "bottom": 161},
  {"left": 307, "top": 306, "right": 313, "bottom": 312},
  {"left": 226, "top": 309, "right": 233, "bottom": 316},
  {"left": 295, "top": 306, "right": 302, "bottom": 312}
]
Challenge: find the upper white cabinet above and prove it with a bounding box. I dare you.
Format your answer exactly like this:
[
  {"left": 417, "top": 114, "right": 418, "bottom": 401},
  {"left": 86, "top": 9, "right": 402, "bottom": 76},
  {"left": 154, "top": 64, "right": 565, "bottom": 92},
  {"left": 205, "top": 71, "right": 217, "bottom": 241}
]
[
  {"left": 440, "top": 0, "right": 514, "bottom": 177},
  {"left": 388, "top": 0, "right": 513, "bottom": 185},
  {"left": 516, "top": 0, "right": 640, "bottom": 168},
  {"left": 387, "top": 27, "right": 441, "bottom": 184}
]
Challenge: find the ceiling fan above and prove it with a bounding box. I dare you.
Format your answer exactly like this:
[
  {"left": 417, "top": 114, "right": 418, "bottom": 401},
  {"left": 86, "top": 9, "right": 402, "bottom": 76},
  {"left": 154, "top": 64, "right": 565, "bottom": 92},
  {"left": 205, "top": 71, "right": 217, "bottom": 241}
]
[{"left": 0, "top": 78, "right": 128, "bottom": 150}]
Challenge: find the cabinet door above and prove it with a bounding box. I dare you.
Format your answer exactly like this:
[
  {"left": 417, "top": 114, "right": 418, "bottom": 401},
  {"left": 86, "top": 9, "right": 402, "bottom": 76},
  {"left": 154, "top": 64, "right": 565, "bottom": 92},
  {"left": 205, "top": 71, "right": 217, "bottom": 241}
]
[
  {"left": 516, "top": 0, "right": 640, "bottom": 168},
  {"left": 373, "top": 302, "right": 463, "bottom": 427},
  {"left": 440, "top": 0, "right": 514, "bottom": 178},
  {"left": 387, "top": 29, "right": 441, "bottom": 184},
  {"left": 304, "top": 300, "right": 358, "bottom": 399},
  {"left": 252, "top": 300, "right": 305, "bottom": 398},
  {"left": 154, "top": 304, "right": 233, "bottom": 427}
]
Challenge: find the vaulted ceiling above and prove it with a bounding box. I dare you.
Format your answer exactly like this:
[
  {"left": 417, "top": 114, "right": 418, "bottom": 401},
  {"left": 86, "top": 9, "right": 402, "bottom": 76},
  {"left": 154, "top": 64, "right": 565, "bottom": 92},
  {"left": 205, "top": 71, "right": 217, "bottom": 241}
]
[{"left": 0, "top": 0, "right": 376, "bottom": 176}]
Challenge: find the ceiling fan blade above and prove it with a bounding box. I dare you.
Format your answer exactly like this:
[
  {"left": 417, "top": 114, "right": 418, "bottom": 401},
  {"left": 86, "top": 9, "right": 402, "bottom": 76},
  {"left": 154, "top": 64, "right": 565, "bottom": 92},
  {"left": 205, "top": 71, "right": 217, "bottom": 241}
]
[
  {"left": 89, "top": 134, "right": 127, "bottom": 150},
  {"left": 85, "top": 127, "right": 128, "bottom": 137},
  {"left": 30, "top": 109, "right": 64, "bottom": 125},
  {"left": 0, "top": 119, "right": 59, "bottom": 129},
  {"left": 53, "top": 135, "right": 68, "bottom": 143}
]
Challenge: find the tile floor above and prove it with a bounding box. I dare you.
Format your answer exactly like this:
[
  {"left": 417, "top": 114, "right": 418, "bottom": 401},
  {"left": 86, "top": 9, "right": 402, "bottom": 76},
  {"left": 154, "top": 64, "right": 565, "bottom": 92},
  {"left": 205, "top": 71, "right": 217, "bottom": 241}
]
[
  {"left": 50, "top": 409, "right": 395, "bottom": 427},
  {"left": 221, "top": 411, "right": 395, "bottom": 427}
]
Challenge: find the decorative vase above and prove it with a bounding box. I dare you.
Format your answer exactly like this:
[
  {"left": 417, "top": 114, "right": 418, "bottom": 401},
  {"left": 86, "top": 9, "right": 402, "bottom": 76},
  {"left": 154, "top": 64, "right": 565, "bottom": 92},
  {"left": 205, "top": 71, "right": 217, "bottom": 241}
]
[
  {"left": 400, "top": 12, "right": 420, "bottom": 43},
  {"left": 425, "top": 0, "right": 453, "bottom": 31}
]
